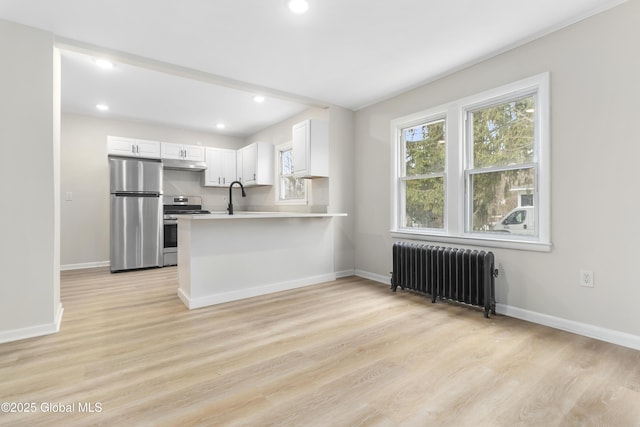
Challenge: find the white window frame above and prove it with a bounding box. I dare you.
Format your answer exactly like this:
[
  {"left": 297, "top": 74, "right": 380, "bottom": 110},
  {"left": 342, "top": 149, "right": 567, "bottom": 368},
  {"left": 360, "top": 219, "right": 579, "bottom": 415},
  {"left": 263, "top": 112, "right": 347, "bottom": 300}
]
[
  {"left": 398, "top": 114, "right": 448, "bottom": 232},
  {"left": 275, "top": 142, "right": 308, "bottom": 205},
  {"left": 391, "top": 73, "right": 551, "bottom": 252}
]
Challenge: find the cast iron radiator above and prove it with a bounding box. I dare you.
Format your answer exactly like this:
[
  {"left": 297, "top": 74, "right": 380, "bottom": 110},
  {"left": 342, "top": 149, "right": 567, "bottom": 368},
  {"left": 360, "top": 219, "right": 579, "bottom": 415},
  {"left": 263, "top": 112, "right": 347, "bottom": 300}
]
[{"left": 391, "top": 242, "right": 497, "bottom": 317}]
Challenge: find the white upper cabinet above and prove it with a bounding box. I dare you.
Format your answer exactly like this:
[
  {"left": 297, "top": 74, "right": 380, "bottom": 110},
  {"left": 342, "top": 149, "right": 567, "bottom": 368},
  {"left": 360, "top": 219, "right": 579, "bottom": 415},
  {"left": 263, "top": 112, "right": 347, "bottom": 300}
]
[
  {"left": 292, "top": 119, "right": 329, "bottom": 178},
  {"left": 161, "top": 142, "right": 182, "bottom": 159},
  {"left": 241, "top": 143, "right": 257, "bottom": 185},
  {"left": 184, "top": 145, "right": 205, "bottom": 162},
  {"left": 136, "top": 139, "right": 163, "bottom": 159},
  {"left": 108, "top": 136, "right": 161, "bottom": 159},
  {"left": 221, "top": 150, "right": 237, "bottom": 185},
  {"left": 237, "top": 142, "right": 274, "bottom": 186},
  {"left": 161, "top": 142, "right": 205, "bottom": 162},
  {"left": 203, "top": 148, "right": 237, "bottom": 187}
]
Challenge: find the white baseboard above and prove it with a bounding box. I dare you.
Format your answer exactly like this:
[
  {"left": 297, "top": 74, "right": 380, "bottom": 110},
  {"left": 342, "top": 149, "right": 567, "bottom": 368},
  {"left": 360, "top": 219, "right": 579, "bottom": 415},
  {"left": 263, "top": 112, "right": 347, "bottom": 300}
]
[
  {"left": 176, "top": 288, "right": 191, "bottom": 309},
  {"left": 496, "top": 303, "right": 640, "bottom": 351},
  {"left": 355, "top": 269, "right": 390, "bottom": 285},
  {"left": 335, "top": 269, "right": 356, "bottom": 278},
  {"left": 355, "top": 269, "right": 640, "bottom": 351},
  {"left": 0, "top": 303, "right": 64, "bottom": 344},
  {"left": 61, "top": 261, "right": 110, "bottom": 271},
  {"left": 179, "top": 273, "right": 337, "bottom": 310}
]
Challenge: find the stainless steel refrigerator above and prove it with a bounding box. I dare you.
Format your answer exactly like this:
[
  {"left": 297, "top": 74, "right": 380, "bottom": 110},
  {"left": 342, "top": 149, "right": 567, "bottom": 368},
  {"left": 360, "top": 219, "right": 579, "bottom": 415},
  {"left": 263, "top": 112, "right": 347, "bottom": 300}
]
[{"left": 109, "top": 157, "right": 163, "bottom": 272}]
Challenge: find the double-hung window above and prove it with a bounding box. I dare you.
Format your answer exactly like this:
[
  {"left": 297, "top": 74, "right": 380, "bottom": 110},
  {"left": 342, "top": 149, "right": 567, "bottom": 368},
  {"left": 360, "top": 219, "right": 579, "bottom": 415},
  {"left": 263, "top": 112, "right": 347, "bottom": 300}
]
[
  {"left": 399, "top": 117, "right": 446, "bottom": 230},
  {"left": 392, "top": 73, "right": 550, "bottom": 251},
  {"left": 465, "top": 94, "right": 537, "bottom": 236},
  {"left": 276, "top": 143, "right": 307, "bottom": 204}
]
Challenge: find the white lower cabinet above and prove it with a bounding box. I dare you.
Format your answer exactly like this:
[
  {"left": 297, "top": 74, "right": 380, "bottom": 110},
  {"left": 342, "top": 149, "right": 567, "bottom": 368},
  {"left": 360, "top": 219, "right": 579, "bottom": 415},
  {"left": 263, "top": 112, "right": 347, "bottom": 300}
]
[{"left": 203, "top": 148, "right": 237, "bottom": 187}]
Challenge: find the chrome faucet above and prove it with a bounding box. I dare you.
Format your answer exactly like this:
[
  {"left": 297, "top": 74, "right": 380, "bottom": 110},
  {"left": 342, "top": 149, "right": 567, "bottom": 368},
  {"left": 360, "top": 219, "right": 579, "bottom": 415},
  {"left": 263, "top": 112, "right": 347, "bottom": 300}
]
[{"left": 228, "top": 180, "right": 246, "bottom": 215}]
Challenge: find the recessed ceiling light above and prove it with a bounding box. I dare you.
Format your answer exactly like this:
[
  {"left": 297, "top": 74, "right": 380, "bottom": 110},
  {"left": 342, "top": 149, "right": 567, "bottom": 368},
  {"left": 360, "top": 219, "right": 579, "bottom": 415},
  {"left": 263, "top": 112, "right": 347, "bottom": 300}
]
[
  {"left": 96, "top": 104, "right": 109, "bottom": 111},
  {"left": 287, "top": 0, "right": 309, "bottom": 14},
  {"left": 253, "top": 95, "right": 265, "bottom": 103},
  {"left": 94, "top": 59, "right": 114, "bottom": 69},
  {"left": 216, "top": 123, "right": 226, "bottom": 129}
]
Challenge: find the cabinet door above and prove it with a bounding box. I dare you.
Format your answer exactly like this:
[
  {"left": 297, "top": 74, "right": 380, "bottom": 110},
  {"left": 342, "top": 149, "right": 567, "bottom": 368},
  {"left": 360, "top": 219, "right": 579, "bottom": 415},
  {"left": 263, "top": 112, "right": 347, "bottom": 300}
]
[
  {"left": 292, "top": 121, "right": 309, "bottom": 175},
  {"left": 161, "top": 142, "right": 183, "bottom": 160},
  {"left": 203, "top": 148, "right": 222, "bottom": 186},
  {"left": 253, "top": 142, "right": 274, "bottom": 185},
  {"left": 234, "top": 142, "right": 274, "bottom": 187},
  {"left": 291, "top": 119, "right": 328, "bottom": 177},
  {"left": 221, "top": 149, "right": 237, "bottom": 186},
  {"left": 184, "top": 145, "right": 205, "bottom": 162},
  {"left": 108, "top": 136, "right": 137, "bottom": 157},
  {"left": 242, "top": 144, "right": 257, "bottom": 185},
  {"left": 236, "top": 149, "right": 243, "bottom": 182},
  {"left": 136, "top": 139, "right": 161, "bottom": 159}
]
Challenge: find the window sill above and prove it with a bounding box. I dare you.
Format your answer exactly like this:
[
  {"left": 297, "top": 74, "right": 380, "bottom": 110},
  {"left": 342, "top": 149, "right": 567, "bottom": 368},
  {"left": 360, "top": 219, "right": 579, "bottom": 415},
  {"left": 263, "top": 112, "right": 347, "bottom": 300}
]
[
  {"left": 390, "top": 230, "right": 552, "bottom": 252},
  {"left": 275, "top": 199, "right": 308, "bottom": 206}
]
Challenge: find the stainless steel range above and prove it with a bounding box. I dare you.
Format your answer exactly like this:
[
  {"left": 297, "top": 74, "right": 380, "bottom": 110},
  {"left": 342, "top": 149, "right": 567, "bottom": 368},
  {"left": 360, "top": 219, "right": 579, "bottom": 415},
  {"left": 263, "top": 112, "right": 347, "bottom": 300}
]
[{"left": 162, "top": 195, "right": 210, "bottom": 266}]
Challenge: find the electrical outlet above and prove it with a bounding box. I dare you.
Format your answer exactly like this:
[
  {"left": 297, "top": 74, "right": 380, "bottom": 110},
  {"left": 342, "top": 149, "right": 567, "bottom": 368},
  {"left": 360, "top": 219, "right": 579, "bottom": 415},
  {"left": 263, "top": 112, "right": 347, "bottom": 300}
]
[{"left": 580, "top": 270, "right": 594, "bottom": 288}]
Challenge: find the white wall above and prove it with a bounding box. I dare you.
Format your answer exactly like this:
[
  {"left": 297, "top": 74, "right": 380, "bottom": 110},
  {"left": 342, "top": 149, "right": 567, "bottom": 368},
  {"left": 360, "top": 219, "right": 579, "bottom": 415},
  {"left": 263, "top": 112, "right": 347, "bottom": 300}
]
[
  {"left": 354, "top": 0, "right": 640, "bottom": 340},
  {"left": 0, "top": 20, "right": 61, "bottom": 342},
  {"left": 328, "top": 106, "right": 356, "bottom": 275},
  {"left": 60, "top": 113, "right": 244, "bottom": 267}
]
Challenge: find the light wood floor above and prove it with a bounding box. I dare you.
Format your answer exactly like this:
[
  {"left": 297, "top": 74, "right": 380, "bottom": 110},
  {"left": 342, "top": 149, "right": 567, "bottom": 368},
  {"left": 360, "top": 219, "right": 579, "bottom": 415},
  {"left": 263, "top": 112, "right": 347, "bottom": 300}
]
[{"left": 1, "top": 268, "right": 640, "bottom": 426}]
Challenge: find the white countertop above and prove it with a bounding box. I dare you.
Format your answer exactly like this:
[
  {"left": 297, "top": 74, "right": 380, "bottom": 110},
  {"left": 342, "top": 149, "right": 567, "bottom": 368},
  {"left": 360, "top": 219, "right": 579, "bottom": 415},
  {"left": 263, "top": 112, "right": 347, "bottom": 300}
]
[{"left": 175, "top": 212, "right": 347, "bottom": 220}]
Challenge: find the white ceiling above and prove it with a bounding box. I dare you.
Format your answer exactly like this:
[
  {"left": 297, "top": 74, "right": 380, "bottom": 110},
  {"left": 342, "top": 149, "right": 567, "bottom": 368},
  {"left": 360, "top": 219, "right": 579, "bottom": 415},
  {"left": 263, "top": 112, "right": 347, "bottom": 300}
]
[
  {"left": 60, "top": 50, "right": 309, "bottom": 137},
  {"left": 0, "top": 0, "right": 626, "bottom": 137}
]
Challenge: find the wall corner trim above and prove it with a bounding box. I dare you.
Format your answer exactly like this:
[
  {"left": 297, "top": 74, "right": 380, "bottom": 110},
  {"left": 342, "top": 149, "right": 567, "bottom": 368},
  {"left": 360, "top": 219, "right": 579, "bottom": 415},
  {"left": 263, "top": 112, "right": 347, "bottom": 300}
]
[
  {"left": 355, "top": 270, "right": 391, "bottom": 285},
  {"left": 335, "top": 269, "right": 356, "bottom": 279},
  {"left": 0, "top": 303, "right": 64, "bottom": 345}
]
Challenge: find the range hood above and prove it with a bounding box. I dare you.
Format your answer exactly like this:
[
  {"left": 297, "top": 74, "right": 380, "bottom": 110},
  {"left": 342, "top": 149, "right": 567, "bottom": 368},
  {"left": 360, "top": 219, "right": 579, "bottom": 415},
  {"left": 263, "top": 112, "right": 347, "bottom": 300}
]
[{"left": 162, "top": 159, "right": 207, "bottom": 171}]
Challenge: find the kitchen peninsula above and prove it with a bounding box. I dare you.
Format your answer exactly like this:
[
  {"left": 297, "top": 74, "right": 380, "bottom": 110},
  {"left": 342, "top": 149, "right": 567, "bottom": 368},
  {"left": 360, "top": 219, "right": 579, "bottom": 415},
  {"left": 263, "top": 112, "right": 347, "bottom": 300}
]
[{"left": 176, "top": 212, "right": 347, "bottom": 309}]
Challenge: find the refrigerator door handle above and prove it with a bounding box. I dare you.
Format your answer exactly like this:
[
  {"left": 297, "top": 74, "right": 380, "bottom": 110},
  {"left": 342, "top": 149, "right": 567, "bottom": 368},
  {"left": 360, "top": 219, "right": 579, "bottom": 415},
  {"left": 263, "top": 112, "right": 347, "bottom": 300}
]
[{"left": 113, "top": 192, "right": 161, "bottom": 197}]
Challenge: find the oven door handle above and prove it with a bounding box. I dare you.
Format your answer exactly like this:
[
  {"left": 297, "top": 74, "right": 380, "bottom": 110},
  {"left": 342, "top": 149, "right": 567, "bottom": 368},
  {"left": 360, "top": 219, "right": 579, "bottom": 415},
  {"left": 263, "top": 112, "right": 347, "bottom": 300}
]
[{"left": 164, "top": 219, "right": 178, "bottom": 225}]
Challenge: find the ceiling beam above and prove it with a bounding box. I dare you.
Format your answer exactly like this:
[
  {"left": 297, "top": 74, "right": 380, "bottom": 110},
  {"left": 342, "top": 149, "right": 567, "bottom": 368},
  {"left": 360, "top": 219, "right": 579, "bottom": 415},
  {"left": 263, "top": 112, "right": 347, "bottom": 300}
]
[{"left": 55, "top": 36, "right": 330, "bottom": 110}]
